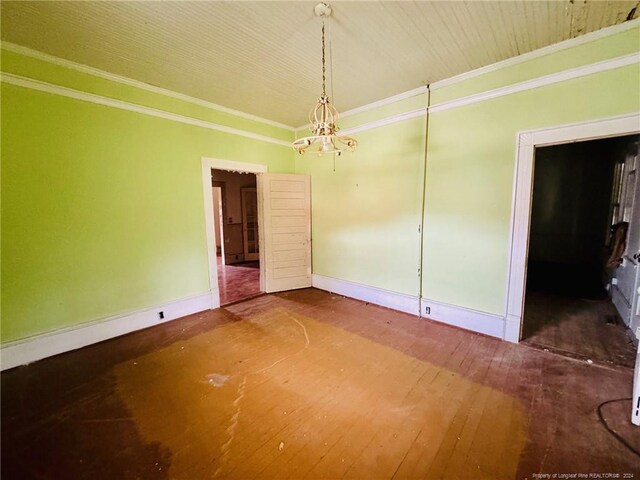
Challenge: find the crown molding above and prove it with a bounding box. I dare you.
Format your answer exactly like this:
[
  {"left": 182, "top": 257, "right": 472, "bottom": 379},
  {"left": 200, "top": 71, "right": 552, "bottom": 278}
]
[
  {"left": 338, "top": 86, "right": 428, "bottom": 121},
  {"left": 1, "top": 41, "right": 296, "bottom": 132},
  {"left": 429, "top": 52, "right": 640, "bottom": 114},
  {"left": 295, "top": 19, "right": 639, "bottom": 133},
  {"left": 340, "top": 108, "right": 426, "bottom": 136},
  {"left": 297, "top": 51, "right": 639, "bottom": 138},
  {"left": 1, "top": 73, "right": 292, "bottom": 147},
  {"left": 430, "top": 19, "right": 640, "bottom": 90},
  {"left": 295, "top": 85, "right": 429, "bottom": 132}
]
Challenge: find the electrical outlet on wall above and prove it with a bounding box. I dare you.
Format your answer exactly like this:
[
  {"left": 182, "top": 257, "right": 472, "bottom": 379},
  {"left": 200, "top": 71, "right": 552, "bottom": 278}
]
[
  {"left": 425, "top": 306, "right": 431, "bottom": 315},
  {"left": 158, "top": 311, "right": 165, "bottom": 320}
]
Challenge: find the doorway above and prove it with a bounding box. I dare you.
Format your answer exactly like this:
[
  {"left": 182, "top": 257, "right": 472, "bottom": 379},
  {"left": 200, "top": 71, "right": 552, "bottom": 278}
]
[
  {"left": 211, "top": 168, "right": 262, "bottom": 305},
  {"left": 521, "top": 135, "right": 639, "bottom": 368},
  {"left": 201, "top": 157, "right": 313, "bottom": 308}
]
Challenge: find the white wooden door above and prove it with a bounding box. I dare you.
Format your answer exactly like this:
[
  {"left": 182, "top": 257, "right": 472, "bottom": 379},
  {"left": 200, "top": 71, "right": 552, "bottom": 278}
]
[
  {"left": 612, "top": 151, "right": 640, "bottom": 328},
  {"left": 610, "top": 144, "right": 640, "bottom": 426},
  {"left": 633, "top": 342, "right": 640, "bottom": 425},
  {"left": 628, "top": 150, "right": 640, "bottom": 426},
  {"left": 242, "top": 187, "right": 259, "bottom": 261},
  {"left": 259, "top": 173, "right": 311, "bottom": 293},
  {"left": 212, "top": 187, "right": 225, "bottom": 259}
]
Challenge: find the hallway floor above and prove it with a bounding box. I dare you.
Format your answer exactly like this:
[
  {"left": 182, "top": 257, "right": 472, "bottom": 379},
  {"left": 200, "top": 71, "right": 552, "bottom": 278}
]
[
  {"left": 522, "top": 290, "right": 637, "bottom": 368},
  {"left": 2, "top": 289, "right": 639, "bottom": 479},
  {"left": 217, "top": 255, "right": 261, "bottom": 305}
]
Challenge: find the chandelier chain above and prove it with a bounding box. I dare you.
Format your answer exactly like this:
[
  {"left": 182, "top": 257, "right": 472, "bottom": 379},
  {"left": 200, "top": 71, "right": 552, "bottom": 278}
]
[{"left": 321, "top": 21, "right": 326, "bottom": 97}]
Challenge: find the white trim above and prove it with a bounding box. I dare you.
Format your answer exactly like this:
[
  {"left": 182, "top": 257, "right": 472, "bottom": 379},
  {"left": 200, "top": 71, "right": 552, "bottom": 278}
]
[
  {"left": 298, "top": 52, "right": 639, "bottom": 136},
  {"left": 341, "top": 108, "right": 427, "bottom": 136},
  {"left": 431, "top": 19, "right": 640, "bottom": 90},
  {"left": 201, "top": 157, "right": 267, "bottom": 307},
  {"left": 204, "top": 157, "right": 267, "bottom": 174},
  {"left": 430, "top": 53, "right": 640, "bottom": 114},
  {"left": 202, "top": 158, "right": 222, "bottom": 304},
  {"left": 632, "top": 336, "right": 640, "bottom": 425},
  {"left": 295, "top": 86, "right": 429, "bottom": 132},
  {"left": 299, "top": 21, "right": 639, "bottom": 133},
  {"left": 1, "top": 41, "right": 295, "bottom": 131},
  {"left": 1, "top": 73, "right": 291, "bottom": 147},
  {"left": 506, "top": 113, "right": 640, "bottom": 343},
  {"left": 341, "top": 86, "right": 428, "bottom": 119},
  {"left": 0, "top": 291, "right": 214, "bottom": 371},
  {"left": 312, "top": 274, "right": 420, "bottom": 316},
  {"left": 420, "top": 298, "right": 506, "bottom": 340}
]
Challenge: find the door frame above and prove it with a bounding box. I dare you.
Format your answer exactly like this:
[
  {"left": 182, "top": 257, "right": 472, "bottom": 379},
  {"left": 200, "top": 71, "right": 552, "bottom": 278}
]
[
  {"left": 505, "top": 113, "right": 640, "bottom": 342},
  {"left": 201, "top": 157, "right": 267, "bottom": 308},
  {"left": 212, "top": 181, "right": 227, "bottom": 264}
]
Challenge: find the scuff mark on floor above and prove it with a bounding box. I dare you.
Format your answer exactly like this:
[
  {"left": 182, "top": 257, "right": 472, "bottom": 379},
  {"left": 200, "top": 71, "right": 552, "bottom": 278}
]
[
  {"left": 213, "top": 374, "right": 247, "bottom": 478},
  {"left": 206, "top": 373, "right": 229, "bottom": 388},
  {"left": 212, "top": 312, "right": 311, "bottom": 476},
  {"left": 250, "top": 313, "right": 310, "bottom": 376}
]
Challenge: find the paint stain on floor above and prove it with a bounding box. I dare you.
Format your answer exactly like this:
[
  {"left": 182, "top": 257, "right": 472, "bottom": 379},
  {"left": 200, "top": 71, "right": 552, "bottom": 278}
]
[{"left": 114, "top": 306, "right": 527, "bottom": 479}]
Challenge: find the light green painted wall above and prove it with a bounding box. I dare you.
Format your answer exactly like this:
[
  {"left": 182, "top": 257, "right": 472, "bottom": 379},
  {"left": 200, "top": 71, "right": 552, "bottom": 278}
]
[
  {"left": 1, "top": 75, "right": 294, "bottom": 342},
  {"left": 431, "top": 22, "right": 640, "bottom": 105},
  {"left": 296, "top": 22, "right": 640, "bottom": 318},
  {"left": 1, "top": 47, "right": 295, "bottom": 142},
  {"left": 296, "top": 116, "right": 426, "bottom": 296},
  {"left": 338, "top": 93, "right": 427, "bottom": 131},
  {"left": 3, "top": 22, "right": 639, "bottom": 344},
  {"left": 422, "top": 63, "right": 640, "bottom": 314}
]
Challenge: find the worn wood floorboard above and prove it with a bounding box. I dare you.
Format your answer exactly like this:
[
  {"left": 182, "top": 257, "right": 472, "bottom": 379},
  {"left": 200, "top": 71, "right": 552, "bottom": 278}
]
[
  {"left": 522, "top": 290, "right": 636, "bottom": 368},
  {"left": 2, "top": 288, "right": 639, "bottom": 479},
  {"left": 217, "top": 256, "right": 261, "bottom": 305}
]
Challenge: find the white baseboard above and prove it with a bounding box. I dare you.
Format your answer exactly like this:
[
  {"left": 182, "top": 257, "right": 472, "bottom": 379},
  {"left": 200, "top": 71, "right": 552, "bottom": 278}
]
[
  {"left": 310, "top": 275, "right": 514, "bottom": 341},
  {"left": 503, "top": 314, "right": 521, "bottom": 343},
  {"left": 420, "top": 298, "right": 507, "bottom": 340},
  {"left": 0, "top": 290, "right": 217, "bottom": 371},
  {"left": 311, "top": 274, "right": 420, "bottom": 316}
]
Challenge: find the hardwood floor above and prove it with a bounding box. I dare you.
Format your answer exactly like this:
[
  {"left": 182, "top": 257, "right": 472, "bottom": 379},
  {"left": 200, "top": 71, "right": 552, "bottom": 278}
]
[
  {"left": 217, "top": 255, "right": 261, "bottom": 305},
  {"left": 522, "top": 290, "right": 637, "bottom": 368},
  {"left": 2, "top": 289, "right": 639, "bottom": 479}
]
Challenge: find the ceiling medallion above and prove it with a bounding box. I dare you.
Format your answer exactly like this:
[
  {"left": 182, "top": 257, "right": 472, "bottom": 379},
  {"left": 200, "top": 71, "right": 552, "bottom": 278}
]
[{"left": 292, "top": 3, "right": 357, "bottom": 157}]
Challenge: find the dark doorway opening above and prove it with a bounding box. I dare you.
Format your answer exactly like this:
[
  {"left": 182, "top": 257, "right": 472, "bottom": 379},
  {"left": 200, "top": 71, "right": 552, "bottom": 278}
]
[{"left": 522, "top": 134, "right": 639, "bottom": 368}]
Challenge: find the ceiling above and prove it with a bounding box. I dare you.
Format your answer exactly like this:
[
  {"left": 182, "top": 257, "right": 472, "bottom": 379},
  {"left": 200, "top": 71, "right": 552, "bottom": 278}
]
[{"left": 2, "top": 1, "right": 638, "bottom": 127}]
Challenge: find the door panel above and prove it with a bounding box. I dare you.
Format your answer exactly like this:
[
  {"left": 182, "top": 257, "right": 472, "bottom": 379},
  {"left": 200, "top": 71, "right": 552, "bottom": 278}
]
[
  {"left": 633, "top": 344, "right": 640, "bottom": 425},
  {"left": 259, "top": 173, "right": 311, "bottom": 293},
  {"left": 612, "top": 151, "right": 640, "bottom": 327},
  {"left": 242, "top": 187, "right": 259, "bottom": 262},
  {"left": 609, "top": 143, "right": 640, "bottom": 425}
]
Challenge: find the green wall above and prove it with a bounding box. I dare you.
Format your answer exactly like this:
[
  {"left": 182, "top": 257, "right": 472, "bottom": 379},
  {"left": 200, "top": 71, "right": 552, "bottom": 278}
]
[
  {"left": 423, "top": 62, "right": 639, "bottom": 315},
  {"left": 2, "top": 47, "right": 294, "bottom": 142},
  {"left": 1, "top": 49, "right": 295, "bottom": 343},
  {"left": 2, "top": 21, "right": 640, "bottom": 344},
  {"left": 298, "top": 21, "right": 640, "bottom": 318},
  {"left": 296, "top": 116, "right": 426, "bottom": 295}
]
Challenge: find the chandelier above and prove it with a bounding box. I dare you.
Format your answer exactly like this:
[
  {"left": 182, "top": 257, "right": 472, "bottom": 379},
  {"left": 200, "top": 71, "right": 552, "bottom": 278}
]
[{"left": 292, "top": 3, "right": 357, "bottom": 157}]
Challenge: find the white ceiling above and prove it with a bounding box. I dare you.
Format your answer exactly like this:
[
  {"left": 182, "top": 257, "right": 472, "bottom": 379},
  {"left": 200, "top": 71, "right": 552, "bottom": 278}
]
[{"left": 2, "top": 1, "right": 638, "bottom": 127}]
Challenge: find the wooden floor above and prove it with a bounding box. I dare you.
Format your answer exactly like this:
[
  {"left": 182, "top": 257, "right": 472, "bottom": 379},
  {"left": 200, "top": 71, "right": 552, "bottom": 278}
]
[
  {"left": 2, "top": 289, "right": 639, "bottom": 479},
  {"left": 217, "top": 255, "right": 261, "bottom": 305},
  {"left": 522, "top": 261, "right": 637, "bottom": 368},
  {"left": 522, "top": 290, "right": 637, "bottom": 368}
]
